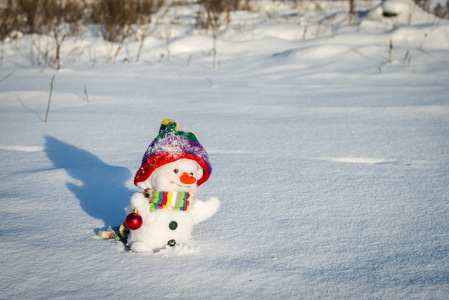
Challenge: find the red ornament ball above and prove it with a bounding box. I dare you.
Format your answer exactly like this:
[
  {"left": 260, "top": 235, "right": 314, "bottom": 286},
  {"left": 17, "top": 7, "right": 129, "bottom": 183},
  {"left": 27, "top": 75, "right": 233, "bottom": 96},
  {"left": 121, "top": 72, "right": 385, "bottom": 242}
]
[{"left": 125, "top": 212, "right": 143, "bottom": 230}]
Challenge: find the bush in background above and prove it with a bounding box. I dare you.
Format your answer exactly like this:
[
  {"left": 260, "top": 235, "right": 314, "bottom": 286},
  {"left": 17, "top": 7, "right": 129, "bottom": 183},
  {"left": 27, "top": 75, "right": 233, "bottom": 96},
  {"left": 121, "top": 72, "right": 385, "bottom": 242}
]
[
  {"left": 433, "top": 0, "right": 449, "bottom": 18},
  {"left": 2, "top": 0, "right": 449, "bottom": 68},
  {"left": 90, "top": 0, "right": 164, "bottom": 43},
  {"left": 0, "top": 0, "right": 17, "bottom": 41}
]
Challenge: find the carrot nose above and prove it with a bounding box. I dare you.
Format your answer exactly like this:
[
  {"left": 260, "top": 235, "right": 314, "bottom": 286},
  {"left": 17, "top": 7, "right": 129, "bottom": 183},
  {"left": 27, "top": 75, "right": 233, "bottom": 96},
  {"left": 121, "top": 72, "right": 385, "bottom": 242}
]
[{"left": 180, "top": 172, "right": 196, "bottom": 184}]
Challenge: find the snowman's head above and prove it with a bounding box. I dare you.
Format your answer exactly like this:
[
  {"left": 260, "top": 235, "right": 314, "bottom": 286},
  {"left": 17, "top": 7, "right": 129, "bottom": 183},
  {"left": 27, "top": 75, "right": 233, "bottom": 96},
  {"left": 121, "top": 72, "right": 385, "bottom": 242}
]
[
  {"left": 134, "top": 119, "right": 212, "bottom": 188},
  {"left": 138, "top": 159, "right": 203, "bottom": 194}
]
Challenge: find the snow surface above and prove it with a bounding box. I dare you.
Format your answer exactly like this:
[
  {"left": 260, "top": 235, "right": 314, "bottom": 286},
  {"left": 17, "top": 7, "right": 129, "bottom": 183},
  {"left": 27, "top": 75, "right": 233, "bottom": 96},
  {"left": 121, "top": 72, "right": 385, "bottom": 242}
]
[
  {"left": 1, "top": 1, "right": 449, "bottom": 299},
  {"left": 383, "top": 0, "right": 414, "bottom": 15}
]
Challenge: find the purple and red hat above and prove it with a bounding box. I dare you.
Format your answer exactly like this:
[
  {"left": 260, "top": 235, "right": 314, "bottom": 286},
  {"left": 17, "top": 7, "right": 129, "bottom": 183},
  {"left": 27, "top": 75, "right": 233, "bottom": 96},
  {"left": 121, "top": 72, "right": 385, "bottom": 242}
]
[{"left": 134, "top": 119, "right": 212, "bottom": 187}]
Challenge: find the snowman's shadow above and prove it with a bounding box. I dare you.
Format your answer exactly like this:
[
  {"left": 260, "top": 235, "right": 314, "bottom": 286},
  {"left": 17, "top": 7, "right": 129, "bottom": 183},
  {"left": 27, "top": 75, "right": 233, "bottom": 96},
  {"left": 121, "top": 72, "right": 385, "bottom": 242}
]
[{"left": 45, "top": 136, "right": 133, "bottom": 231}]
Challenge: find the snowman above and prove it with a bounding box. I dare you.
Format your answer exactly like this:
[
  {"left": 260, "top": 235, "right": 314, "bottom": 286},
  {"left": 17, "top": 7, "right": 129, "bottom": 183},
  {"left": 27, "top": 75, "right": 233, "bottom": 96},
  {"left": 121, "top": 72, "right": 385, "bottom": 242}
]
[{"left": 124, "top": 119, "right": 220, "bottom": 252}]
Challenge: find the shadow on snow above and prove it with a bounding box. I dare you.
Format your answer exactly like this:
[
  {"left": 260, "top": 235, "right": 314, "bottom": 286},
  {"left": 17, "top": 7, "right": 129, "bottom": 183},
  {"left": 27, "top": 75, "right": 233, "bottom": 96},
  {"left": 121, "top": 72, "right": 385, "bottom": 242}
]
[{"left": 44, "top": 136, "right": 132, "bottom": 231}]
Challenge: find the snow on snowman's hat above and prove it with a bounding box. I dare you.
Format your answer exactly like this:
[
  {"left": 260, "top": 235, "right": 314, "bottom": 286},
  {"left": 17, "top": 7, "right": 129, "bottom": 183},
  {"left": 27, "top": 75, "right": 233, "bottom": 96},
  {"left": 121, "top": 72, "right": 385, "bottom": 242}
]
[{"left": 134, "top": 119, "right": 212, "bottom": 187}]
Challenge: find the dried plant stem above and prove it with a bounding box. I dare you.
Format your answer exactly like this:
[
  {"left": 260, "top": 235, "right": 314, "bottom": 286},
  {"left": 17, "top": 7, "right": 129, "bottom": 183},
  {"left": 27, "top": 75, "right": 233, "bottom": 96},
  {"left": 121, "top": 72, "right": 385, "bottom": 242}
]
[
  {"left": 112, "top": 45, "right": 123, "bottom": 63},
  {"left": 45, "top": 74, "right": 56, "bottom": 123},
  {"left": 388, "top": 38, "right": 393, "bottom": 63},
  {"left": 84, "top": 85, "right": 89, "bottom": 103},
  {"left": 186, "top": 54, "right": 192, "bottom": 66},
  {"left": 165, "top": 28, "right": 171, "bottom": 63},
  {"left": 0, "top": 71, "right": 13, "bottom": 84},
  {"left": 136, "top": 32, "right": 147, "bottom": 63},
  {"left": 348, "top": 0, "right": 356, "bottom": 24},
  {"left": 212, "top": 35, "right": 217, "bottom": 69},
  {"left": 404, "top": 48, "right": 411, "bottom": 64},
  {"left": 205, "top": 76, "right": 215, "bottom": 87}
]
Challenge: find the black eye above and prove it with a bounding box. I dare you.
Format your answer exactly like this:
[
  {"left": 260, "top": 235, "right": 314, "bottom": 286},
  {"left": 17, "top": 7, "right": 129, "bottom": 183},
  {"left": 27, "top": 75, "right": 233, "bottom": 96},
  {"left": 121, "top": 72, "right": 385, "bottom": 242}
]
[
  {"left": 189, "top": 172, "right": 194, "bottom": 176},
  {"left": 174, "top": 169, "right": 179, "bottom": 174}
]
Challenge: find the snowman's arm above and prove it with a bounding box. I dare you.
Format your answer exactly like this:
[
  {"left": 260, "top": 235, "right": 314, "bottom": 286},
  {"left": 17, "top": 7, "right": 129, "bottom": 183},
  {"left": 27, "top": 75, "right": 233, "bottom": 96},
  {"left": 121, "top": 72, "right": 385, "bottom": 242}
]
[
  {"left": 191, "top": 196, "right": 220, "bottom": 225},
  {"left": 126, "top": 192, "right": 150, "bottom": 219}
]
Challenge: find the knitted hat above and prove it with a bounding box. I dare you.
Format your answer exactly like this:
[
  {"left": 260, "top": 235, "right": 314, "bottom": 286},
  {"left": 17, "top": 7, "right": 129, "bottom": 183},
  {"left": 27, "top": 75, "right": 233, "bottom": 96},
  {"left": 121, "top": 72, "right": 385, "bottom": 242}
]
[{"left": 134, "top": 119, "right": 212, "bottom": 187}]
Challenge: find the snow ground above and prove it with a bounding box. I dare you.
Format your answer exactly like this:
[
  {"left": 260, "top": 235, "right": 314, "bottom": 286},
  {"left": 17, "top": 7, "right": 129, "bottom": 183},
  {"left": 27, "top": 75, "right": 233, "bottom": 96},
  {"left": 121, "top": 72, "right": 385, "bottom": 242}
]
[{"left": 1, "top": 1, "right": 449, "bottom": 299}]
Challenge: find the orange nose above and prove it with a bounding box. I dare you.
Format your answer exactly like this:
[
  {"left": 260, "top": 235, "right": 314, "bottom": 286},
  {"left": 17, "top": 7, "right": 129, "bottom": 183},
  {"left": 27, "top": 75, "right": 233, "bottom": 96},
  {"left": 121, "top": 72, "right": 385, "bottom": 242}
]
[{"left": 180, "top": 172, "right": 196, "bottom": 185}]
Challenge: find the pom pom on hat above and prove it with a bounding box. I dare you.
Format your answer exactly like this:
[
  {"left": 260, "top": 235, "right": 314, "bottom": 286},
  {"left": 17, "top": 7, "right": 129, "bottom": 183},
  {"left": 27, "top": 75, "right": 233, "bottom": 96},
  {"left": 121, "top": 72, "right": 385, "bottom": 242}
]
[{"left": 134, "top": 119, "right": 212, "bottom": 187}]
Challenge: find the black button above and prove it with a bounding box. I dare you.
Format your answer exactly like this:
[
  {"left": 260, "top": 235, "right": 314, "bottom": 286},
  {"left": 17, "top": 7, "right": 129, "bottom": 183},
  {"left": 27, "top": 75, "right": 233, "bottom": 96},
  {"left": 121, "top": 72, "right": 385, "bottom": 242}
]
[
  {"left": 167, "top": 239, "right": 176, "bottom": 247},
  {"left": 169, "top": 221, "right": 178, "bottom": 230}
]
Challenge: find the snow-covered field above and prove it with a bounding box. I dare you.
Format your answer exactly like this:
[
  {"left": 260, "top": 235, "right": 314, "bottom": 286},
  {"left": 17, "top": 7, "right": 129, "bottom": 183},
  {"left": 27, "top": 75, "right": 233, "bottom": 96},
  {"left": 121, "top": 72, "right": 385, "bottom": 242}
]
[{"left": 1, "top": 1, "right": 449, "bottom": 298}]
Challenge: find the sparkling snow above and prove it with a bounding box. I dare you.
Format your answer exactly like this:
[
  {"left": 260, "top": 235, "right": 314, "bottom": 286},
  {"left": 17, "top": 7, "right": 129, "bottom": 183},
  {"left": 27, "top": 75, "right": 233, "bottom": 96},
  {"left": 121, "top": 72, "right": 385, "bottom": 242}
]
[{"left": 1, "top": 1, "right": 448, "bottom": 298}]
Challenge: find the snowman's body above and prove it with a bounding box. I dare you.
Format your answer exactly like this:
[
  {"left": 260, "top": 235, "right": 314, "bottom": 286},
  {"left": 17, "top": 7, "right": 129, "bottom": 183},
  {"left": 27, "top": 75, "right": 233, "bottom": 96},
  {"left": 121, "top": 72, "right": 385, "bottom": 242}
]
[{"left": 126, "top": 159, "right": 220, "bottom": 252}]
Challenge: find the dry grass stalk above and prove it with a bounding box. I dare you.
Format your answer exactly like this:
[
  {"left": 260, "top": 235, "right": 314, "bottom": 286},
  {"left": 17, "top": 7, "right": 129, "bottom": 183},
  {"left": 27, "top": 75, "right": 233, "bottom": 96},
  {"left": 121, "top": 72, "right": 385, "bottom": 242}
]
[{"left": 45, "top": 74, "right": 56, "bottom": 123}]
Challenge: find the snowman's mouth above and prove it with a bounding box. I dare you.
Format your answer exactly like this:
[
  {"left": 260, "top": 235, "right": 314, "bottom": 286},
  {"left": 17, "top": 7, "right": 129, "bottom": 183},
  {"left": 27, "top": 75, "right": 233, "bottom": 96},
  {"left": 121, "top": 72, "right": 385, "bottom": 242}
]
[{"left": 172, "top": 181, "right": 190, "bottom": 188}]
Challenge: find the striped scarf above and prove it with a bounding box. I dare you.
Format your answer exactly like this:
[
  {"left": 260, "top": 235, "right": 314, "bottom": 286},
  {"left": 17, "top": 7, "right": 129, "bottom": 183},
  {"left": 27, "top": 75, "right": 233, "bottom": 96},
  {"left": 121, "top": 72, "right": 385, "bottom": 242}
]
[{"left": 143, "top": 189, "right": 192, "bottom": 212}]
